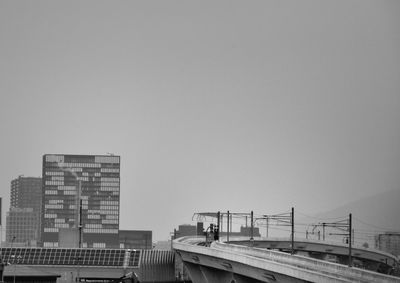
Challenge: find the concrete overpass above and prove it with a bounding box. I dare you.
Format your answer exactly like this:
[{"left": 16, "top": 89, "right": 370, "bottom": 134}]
[{"left": 173, "top": 236, "right": 400, "bottom": 283}]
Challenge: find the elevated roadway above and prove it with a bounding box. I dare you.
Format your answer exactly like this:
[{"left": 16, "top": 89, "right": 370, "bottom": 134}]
[{"left": 173, "top": 236, "right": 400, "bottom": 283}]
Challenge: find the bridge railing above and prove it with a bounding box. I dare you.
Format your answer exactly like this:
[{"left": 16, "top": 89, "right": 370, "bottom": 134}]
[
  {"left": 228, "top": 237, "right": 397, "bottom": 266},
  {"left": 213, "top": 241, "right": 400, "bottom": 283}
]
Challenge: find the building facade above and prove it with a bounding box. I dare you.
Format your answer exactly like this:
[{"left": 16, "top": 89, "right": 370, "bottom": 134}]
[
  {"left": 119, "top": 230, "right": 152, "bottom": 249},
  {"left": 10, "top": 176, "right": 42, "bottom": 212},
  {"left": 6, "top": 208, "right": 39, "bottom": 245},
  {"left": 41, "top": 154, "right": 120, "bottom": 248},
  {"left": 6, "top": 176, "right": 42, "bottom": 244},
  {"left": 375, "top": 232, "right": 400, "bottom": 256}
]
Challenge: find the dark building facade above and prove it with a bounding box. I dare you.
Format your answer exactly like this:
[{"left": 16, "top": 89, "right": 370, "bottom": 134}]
[
  {"left": 41, "top": 154, "right": 120, "bottom": 248},
  {"left": 6, "top": 208, "right": 39, "bottom": 245},
  {"left": 175, "top": 225, "right": 197, "bottom": 238},
  {"left": 10, "top": 176, "right": 42, "bottom": 212},
  {"left": 119, "top": 230, "right": 152, "bottom": 249},
  {"left": 6, "top": 176, "right": 42, "bottom": 244}
]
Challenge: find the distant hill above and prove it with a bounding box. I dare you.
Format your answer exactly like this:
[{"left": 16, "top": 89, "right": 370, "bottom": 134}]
[
  {"left": 312, "top": 189, "right": 400, "bottom": 247},
  {"left": 316, "top": 189, "right": 400, "bottom": 230}
]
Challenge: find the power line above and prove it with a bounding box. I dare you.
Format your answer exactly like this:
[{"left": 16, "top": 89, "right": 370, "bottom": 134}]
[{"left": 353, "top": 216, "right": 400, "bottom": 232}]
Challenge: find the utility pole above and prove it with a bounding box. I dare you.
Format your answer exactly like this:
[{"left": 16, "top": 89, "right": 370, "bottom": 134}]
[
  {"left": 220, "top": 212, "right": 223, "bottom": 233},
  {"left": 227, "top": 211, "right": 230, "bottom": 242},
  {"left": 10, "top": 236, "right": 15, "bottom": 283},
  {"left": 77, "top": 180, "right": 82, "bottom": 283},
  {"left": 230, "top": 213, "right": 232, "bottom": 233},
  {"left": 216, "top": 211, "right": 220, "bottom": 241},
  {"left": 349, "top": 213, "right": 352, "bottom": 267},
  {"left": 291, "top": 207, "right": 294, "bottom": 255},
  {"left": 250, "top": 211, "right": 254, "bottom": 242},
  {"left": 79, "top": 198, "right": 82, "bottom": 249}
]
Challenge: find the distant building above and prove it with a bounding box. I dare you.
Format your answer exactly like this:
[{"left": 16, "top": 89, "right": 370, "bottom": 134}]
[
  {"left": 42, "top": 154, "right": 120, "bottom": 248},
  {"left": 6, "top": 208, "right": 39, "bottom": 246},
  {"left": 154, "top": 240, "right": 172, "bottom": 250},
  {"left": 174, "top": 225, "right": 197, "bottom": 238},
  {"left": 6, "top": 176, "right": 42, "bottom": 245},
  {"left": 119, "top": 230, "right": 152, "bottom": 249},
  {"left": 375, "top": 232, "right": 400, "bottom": 256},
  {"left": 10, "top": 176, "right": 42, "bottom": 212},
  {"left": 235, "top": 226, "right": 261, "bottom": 238}
]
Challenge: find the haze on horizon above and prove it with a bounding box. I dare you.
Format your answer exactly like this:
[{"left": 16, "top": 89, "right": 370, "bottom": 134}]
[{"left": 0, "top": 1, "right": 399, "bottom": 241}]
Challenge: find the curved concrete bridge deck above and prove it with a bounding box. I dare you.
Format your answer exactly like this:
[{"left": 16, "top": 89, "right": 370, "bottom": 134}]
[
  {"left": 173, "top": 236, "right": 400, "bottom": 283},
  {"left": 229, "top": 237, "right": 397, "bottom": 273}
]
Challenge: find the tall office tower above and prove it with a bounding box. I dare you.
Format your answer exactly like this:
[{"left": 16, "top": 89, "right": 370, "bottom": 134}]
[
  {"left": 6, "top": 176, "right": 42, "bottom": 244},
  {"left": 42, "top": 154, "right": 120, "bottom": 248}
]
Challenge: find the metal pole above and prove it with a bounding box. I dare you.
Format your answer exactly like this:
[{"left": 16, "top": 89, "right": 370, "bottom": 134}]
[
  {"left": 266, "top": 217, "right": 269, "bottom": 238},
  {"left": 227, "top": 211, "right": 230, "bottom": 242},
  {"left": 216, "top": 211, "right": 220, "bottom": 241},
  {"left": 13, "top": 261, "right": 16, "bottom": 283},
  {"left": 217, "top": 211, "right": 220, "bottom": 229},
  {"left": 291, "top": 207, "right": 294, "bottom": 255},
  {"left": 78, "top": 181, "right": 82, "bottom": 248},
  {"left": 1, "top": 260, "right": 4, "bottom": 283},
  {"left": 322, "top": 223, "right": 326, "bottom": 241},
  {"left": 349, "top": 213, "right": 352, "bottom": 267},
  {"left": 77, "top": 180, "right": 82, "bottom": 283},
  {"left": 250, "top": 211, "right": 254, "bottom": 241},
  {"left": 11, "top": 236, "right": 15, "bottom": 283},
  {"left": 220, "top": 212, "right": 223, "bottom": 233},
  {"left": 230, "top": 214, "right": 232, "bottom": 233}
]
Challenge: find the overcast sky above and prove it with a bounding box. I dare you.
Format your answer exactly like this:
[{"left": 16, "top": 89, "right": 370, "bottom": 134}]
[{"left": 0, "top": 1, "right": 399, "bottom": 241}]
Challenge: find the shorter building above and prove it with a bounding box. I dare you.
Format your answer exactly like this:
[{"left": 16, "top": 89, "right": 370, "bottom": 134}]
[
  {"left": 174, "top": 225, "right": 197, "bottom": 238},
  {"left": 119, "top": 230, "right": 152, "bottom": 249},
  {"left": 154, "top": 241, "right": 172, "bottom": 250},
  {"left": 232, "top": 226, "right": 261, "bottom": 238},
  {"left": 375, "top": 232, "right": 400, "bottom": 256},
  {"left": 6, "top": 208, "right": 39, "bottom": 246},
  {"left": 7, "top": 176, "right": 42, "bottom": 245}
]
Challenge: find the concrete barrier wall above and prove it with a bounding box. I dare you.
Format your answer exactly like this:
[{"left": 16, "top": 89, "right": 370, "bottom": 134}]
[
  {"left": 214, "top": 241, "right": 400, "bottom": 283},
  {"left": 173, "top": 237, "right": 400, "bottom": 283},
  {"left": 174, "top": 237, "right": 348, "bottom": 282}
]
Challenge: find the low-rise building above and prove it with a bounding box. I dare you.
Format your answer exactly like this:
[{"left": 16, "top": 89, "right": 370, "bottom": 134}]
[
  {"left": 119, "top": 230, "right": 152, "bottom": 249},
  {"left": 375, "top": 232, "right": 400, "bottom": 256}
]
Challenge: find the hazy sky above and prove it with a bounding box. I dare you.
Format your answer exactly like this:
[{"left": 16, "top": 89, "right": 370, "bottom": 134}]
[{"left": 0, "top": 1, "right": 399, "bottom": 241}]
